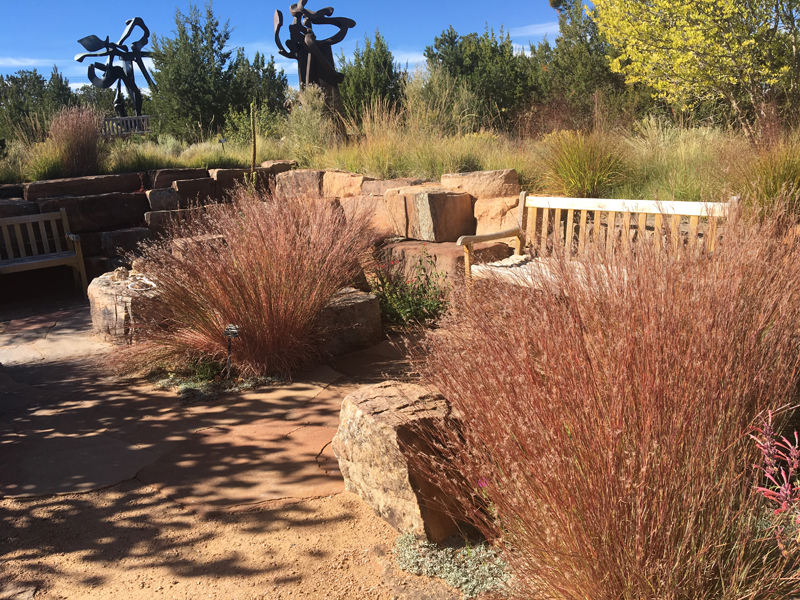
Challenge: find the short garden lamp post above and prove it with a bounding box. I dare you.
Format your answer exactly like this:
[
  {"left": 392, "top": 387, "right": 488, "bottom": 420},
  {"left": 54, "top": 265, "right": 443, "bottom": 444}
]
[
  {"left": 224, "top": 324, "right": 240, "bottom": 379},
  {"left": 218, "top": 138, "right": 227, "bottom": 151}
]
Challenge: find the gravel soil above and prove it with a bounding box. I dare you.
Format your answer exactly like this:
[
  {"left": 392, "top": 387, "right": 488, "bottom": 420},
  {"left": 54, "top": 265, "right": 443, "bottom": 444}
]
[{"left": 0, "top": 482, "right": 461, "bottom": 600}]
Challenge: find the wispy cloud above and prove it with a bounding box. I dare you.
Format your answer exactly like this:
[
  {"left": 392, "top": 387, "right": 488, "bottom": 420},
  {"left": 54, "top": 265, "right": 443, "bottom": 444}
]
[
  {"left": 392, "top": 50, "right": 426, "bottom": 66},
  {"left": 509, "top": 22, "right": 560, "bottom": 38},
  {"left": 0, "top": 57, "right": 62, "bottom": 67}
]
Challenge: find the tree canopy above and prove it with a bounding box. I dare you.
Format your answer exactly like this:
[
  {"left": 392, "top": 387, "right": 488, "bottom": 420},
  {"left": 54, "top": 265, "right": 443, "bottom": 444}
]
[{"left": 593, "top": 0, "right": 800, "bottom": 132}]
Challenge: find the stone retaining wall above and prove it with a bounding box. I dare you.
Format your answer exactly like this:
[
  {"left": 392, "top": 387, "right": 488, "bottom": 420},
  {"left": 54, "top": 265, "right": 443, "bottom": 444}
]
[{"left": 1, "top": 165, "right": 521, "bottom": 284}]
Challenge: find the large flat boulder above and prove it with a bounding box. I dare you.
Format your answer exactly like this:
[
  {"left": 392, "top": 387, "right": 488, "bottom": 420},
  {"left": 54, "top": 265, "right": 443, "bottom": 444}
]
[
  {"left": 146, "top": 188, "right": 181, "bottom": 211},
  {"left": 148, "top": 168, "right": 209, "bottom": 189},
  {"left": 209, "top": 168, "right": 249, "bottom": 197},
  {"left": 323, "top": 171, "right": 374, "bottom": 199},
  {"left": 275, "top": 169, "right": 324, "bottom": 200},
  {"left": 317, "top": 287, "right": 383, "bottom": 357},
  {"left": 100, "top": 228, "right": 152, "bottom": 257},
  {"left": 440, "top": 169, "right": 520, "bottom": 200},
  {"left": 339, "top": 195, "right": 394, "bottom": 239},
  {"left": 383, "top": 240, "right": 513, "bottom": 281},
  {"left": 171, "top": 178, "right": 217, "bottom": 205},
  {"left": 362, "top": 178, "right": 425, "bottom": 196},
  {"left": 332, "top": 381, "right": 463, "bottom": 543},
  {"left": 0, "top": 184, "right": 24, "bottom": 199},
  {"left": 0, "top": 198, "right": 38, "bottom": 219},
  {"left": 25, "top": 173, "right": 145, "bottom": 202},
  {"left": 475, "top": 196, "right": 521, "bottom": 236},
  {"left": 384, "top": 186, "right": 475, "bottom": 242},
  {"left": 260, "top": 159, "right": 297, "bottom": 174},
  {"left": 35, "top": 193, "right": 150, "bottom": 234}
]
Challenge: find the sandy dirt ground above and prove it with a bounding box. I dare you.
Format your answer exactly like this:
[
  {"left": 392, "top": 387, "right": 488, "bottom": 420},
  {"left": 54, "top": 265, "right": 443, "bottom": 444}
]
[{"left": 0, "top": 482, "right": 461, "bottom": 600}]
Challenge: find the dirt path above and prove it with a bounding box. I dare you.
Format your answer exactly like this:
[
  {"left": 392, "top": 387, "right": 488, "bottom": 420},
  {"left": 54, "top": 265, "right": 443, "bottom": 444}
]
[{"left": 0, "top": 482, "right": 459, "bottom": 600}]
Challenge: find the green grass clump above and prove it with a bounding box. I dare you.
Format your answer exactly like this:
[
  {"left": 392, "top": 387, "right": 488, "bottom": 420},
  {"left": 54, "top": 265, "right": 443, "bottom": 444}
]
[
  {"left": 394, "top": 533, "right": 508, "bottom": 599},
  {"left": 540, "top": 129, "right": 628, "bottom": 197}
]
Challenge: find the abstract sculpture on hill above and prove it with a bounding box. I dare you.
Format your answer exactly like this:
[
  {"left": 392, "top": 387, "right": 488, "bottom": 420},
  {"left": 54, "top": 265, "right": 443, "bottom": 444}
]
[
  {"left": 75, "top": 17, "right": 154, "bottom": 118},
  {"left": 274, "top": 0, "right": 355, "bottom": 110}
]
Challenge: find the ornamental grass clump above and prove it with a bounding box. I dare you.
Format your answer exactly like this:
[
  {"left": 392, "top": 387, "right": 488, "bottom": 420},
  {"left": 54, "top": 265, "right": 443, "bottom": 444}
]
[
  {"left": 113, "top": 186, "right": 375, "bottom": 377},
  {"left": 414, "top": 206, "right": 800, "bottom": 599}
]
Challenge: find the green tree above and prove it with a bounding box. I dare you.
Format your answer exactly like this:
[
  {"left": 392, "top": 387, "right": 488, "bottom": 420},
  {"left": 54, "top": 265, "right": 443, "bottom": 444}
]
[
  {"left": 149, "top": 2, "right": 236, "bottom": 141},
  {"left": 424, "top": 26, "right": 532, "bottom": 124},
  {"left": 229, "top": 50, "right": 289, "bottom": 115},
  {"left": 593, "top": 0, "right": 800, "bottom": 136},
  {"left": 0, "top": 67, "right": 77, "bottom": 142},
  {"left": 338, "top": 29, "right": 405, "bottom": 123}
]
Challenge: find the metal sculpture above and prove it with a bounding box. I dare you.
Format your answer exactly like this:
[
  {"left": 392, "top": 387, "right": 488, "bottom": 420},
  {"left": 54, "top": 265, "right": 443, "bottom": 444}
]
[
  {"left": 274, "top": 1, "right": 355, "bottom": 91},
  {"left": 75, "top": 17, "right": 154, "bottom": 117}
]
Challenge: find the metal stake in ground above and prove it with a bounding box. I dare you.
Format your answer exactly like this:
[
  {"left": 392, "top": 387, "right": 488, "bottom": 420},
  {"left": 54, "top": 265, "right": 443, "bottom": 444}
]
[{"left": 224, "top": 324, "right": 240, "bottom": 379}]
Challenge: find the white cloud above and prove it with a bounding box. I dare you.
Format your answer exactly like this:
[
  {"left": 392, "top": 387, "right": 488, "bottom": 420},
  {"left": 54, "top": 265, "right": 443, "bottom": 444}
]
[
  {"left": 0, "top": 57, "right": 61, "bottom": 67},
  {"left": 392, "top": 51, "right": 426, "bottom": 66},
  {"left": 509, "top": 22, "right": 560, "bottom": 38}
]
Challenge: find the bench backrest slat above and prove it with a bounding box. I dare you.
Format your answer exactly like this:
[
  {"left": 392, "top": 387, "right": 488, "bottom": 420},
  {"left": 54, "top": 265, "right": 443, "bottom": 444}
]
[
  {"left": 25, "top": 221, "right": 38, "bottom": 256},
  {"left": 38, "top": 220, "right": 51, "bottom": 254},
  {"left": 1, "top": 224, "right": 13, "bottom": 261},
  {"left": 50, "top": 215, "right": 63, "bottom": 253},
  {"left": 13, "top": 223, "right": 26, "bottom": 258}
]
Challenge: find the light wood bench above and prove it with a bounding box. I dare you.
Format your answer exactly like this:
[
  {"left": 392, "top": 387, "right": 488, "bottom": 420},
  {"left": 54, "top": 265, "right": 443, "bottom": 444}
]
[
  {"left": 0, "top": 208, "right": 89, "bottom": 295},
  {"left": 457, "top": 192, "right": 734, "bottom": 279}
]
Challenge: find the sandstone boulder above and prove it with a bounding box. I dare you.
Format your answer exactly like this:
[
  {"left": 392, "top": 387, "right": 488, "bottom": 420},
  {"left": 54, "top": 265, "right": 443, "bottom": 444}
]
[
  {"left": 275, "top": 169, "right": 324, "bottom": 200},
  {"left": 0, "top": 198, "right": 37, "bottom": 219},
  {"left": 323, "top": 171, "right": 374, "bottom": 199},
  {"left": 362, "top": 178, "right": 425, "bottom": 196},
  {"left": 25, "top": 173, "right": 145, "bottom": 202},
  {"left": 384, "top": 186, "right": 475, "bottom": 242},
  {"left": 382, "top": 240, "right": 513, "bottom": 282},
  {"left": 339, "top": 195, "right": 394, "bottom": 239},
  {"left": 100, "top": 228, "right": 152, "bottom": 257},
  {"left": 171, "top": 178, "right": 217, "bottom": 205},
  {"left": 0, "top": 184, "right": 24, "bottom": 199},
  {"left": 332, "top": 381, "right": 463, "bottom": 542},
  {"left": 146, "top": 188, "right": 181, "bottom": 211},
  {"left": 260, "top": 159, "right": 297, "bottom": 173},
  {"left": 148, "top": 168, "right": 209, "bottom": 189},
  {"left": 440, "top": 169, "right": 520, "bottom": 200},
  {"left": 88, "top": 270, "right": 158, "bottom": 343},
  {"left": 474, "top": 196, "right": 521, "bottom": 236},
  {"left": 35, "top": 193, "right": 150, "bottom": 234},
  {"left": 318, "top": 288, "right": 383, "bottom": 356}
]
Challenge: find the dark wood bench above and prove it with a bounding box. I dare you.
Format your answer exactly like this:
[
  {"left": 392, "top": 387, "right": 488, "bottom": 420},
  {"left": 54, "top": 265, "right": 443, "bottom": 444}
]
[{"left": 0, "top": 208, "right": 89, "bottom": 295}]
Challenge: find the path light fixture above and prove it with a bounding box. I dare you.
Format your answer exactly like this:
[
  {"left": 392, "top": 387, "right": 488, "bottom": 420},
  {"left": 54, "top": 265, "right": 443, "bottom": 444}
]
[{"left": 224, "top": 324, "right": 240, "bottom": 379}]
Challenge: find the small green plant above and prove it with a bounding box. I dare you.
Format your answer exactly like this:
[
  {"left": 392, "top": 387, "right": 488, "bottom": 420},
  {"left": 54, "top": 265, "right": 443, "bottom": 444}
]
[
  {"left": 369, "top": 248, "right": 449, "bottom": 329},
  {"left": 393, "top": 533, "right": 508, "bottom": 598}
]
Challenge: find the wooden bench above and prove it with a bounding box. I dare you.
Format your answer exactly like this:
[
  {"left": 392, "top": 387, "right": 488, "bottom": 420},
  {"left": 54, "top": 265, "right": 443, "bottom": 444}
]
[
  {"left": 457, "top": 192, "right": 734, "bottom": 279},
  {"left": 0, "top": 208, "right": 89, "bottom": 295}
]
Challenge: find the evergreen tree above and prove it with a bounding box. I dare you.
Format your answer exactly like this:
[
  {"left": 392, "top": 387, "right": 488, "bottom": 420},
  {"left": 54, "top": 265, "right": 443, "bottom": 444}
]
[
  {"left": 149, "top": 2, "right": 236, "bottom": 142},
  {"left": 229, "top": 50, "right": 289, "bottom": 115},
  {"left": 424, "top": 26, "right": 532, "bottom": 123},
  {"left": 338, "top": 29, "right": 404, "bottom": 123},
  {"left": 0, "top": 67, "right": 77, "bottom": 142}
]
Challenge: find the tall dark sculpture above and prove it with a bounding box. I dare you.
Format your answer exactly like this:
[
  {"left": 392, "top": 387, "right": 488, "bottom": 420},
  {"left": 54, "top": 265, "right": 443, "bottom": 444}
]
[
  {"left": 75, "top": 17, "right": 154, "bottom": 117},
  {"left": 274, "top": 1, "right": 355, "bottom": 102}
]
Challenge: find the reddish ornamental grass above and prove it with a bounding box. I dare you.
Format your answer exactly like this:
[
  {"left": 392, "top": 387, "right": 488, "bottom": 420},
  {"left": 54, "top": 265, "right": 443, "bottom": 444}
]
[
  {"left": 113, "top": 186, "right": 376, "bottom": 377},
  {"left": 413, "top": 207, "right": 800, "bottom": 599}
]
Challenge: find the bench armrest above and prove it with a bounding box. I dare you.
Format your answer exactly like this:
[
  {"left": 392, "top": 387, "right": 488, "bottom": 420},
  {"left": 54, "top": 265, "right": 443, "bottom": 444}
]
[
  {"left": 457, "top": 227, "right": 522, "bottom": 246},
  {"left": 66, "top": 233, "right": 81, "bottom": 243}
]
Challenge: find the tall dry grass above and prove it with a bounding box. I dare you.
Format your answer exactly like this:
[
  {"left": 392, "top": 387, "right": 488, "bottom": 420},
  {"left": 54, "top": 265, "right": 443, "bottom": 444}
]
[
  {"left": 413, "top": 206, "right": 800, "bottom": 599},
  {"left": 47, "top": 106, "right": 103, "bottom": 178},
  {"left": 113, "top": 187, "right": 376, "bottom": 377}
]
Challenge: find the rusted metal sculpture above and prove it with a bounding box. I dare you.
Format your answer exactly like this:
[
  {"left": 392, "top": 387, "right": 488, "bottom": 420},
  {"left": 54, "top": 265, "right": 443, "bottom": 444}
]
[
  {"left": 75, "top": 17, "right": 154, "bottom": 117},
  {"left": 274, "top": 1, "right": 355, "bottom": 97}
]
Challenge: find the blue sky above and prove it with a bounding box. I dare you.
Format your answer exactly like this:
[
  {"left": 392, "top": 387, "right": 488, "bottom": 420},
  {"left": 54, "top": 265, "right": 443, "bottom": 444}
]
[{"left": 0, "top": 0, "right": 562, "bottom": 89}]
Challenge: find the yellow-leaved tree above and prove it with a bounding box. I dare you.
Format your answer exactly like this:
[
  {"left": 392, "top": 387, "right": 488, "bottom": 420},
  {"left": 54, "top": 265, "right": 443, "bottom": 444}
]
[{"left": 593, "top": 0, "right": 800, "bottom": 138}]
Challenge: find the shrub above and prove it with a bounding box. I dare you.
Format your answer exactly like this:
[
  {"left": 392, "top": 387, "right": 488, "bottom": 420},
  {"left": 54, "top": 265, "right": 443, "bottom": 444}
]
[
  {"left": 369, "top": 248, "right": 449, "bottom": 330},
  {"left": 413, "top": 207, "right": 800, "bottom": 600},
  {"left": 112, "top": 187, "right": 376, "bottom": 377},
  {"left": 540, "top": 129, "right": 627, "bottom": 197},
  {"left": 283, "top": 85, "right": 336, "bottom": 168},
  {"left": 47, "top": 105, "right": 103, "bottom": 177}
]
